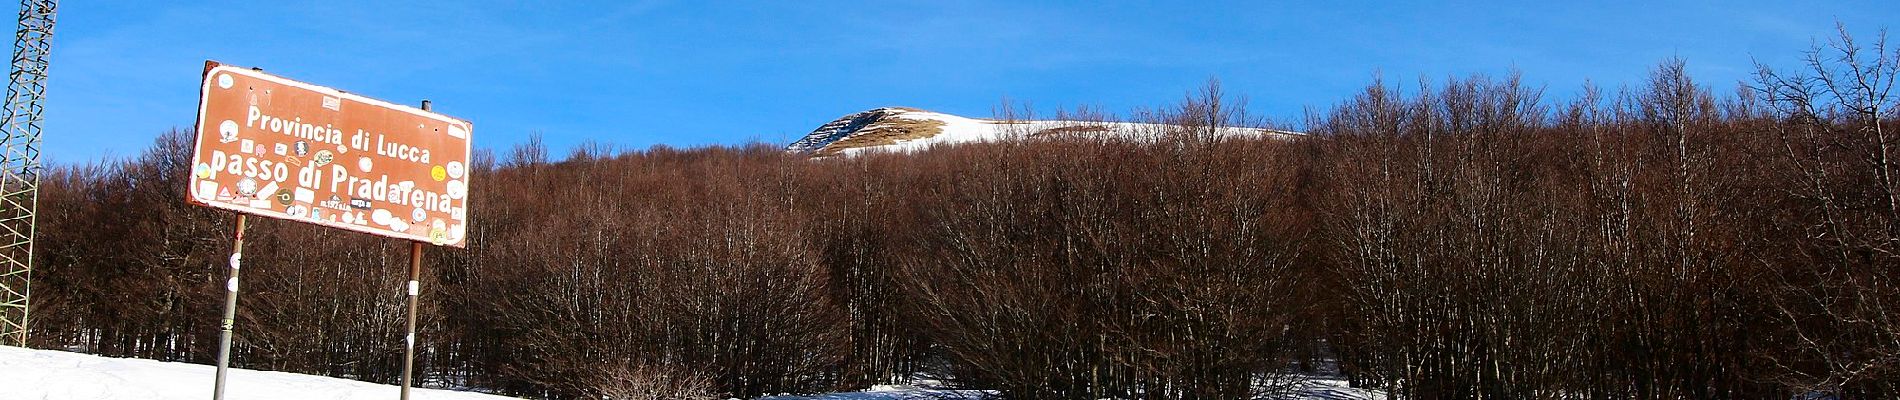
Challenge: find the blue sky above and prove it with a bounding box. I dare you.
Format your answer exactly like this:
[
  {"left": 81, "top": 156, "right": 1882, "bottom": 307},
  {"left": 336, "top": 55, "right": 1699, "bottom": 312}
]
[{"left": 39, "top": 1, "right": 1900, "bottom": 162}]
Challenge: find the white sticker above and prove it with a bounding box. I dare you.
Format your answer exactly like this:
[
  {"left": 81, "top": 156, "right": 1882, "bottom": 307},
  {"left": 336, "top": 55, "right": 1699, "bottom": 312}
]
[
  {"left": 217, "top": 74, "right": 233, "bottom": 89},
  {"left": 255, "top": 181, "right": 279, "bottom": 200},
  {"left": 445, "top": 161, "right": 465, "bottom": 179},
  {"left": 197, "top": 181, "right": 220, "bottom": 200},
  {"left": 446, "top": 180, "right": 466, "bottom": 200},
  {"left": 219, "top": 120, "right": 240, "bottom": 143},
  {"left": 226, "top": 277, "right": 239, "bottom": 292},
  {"left": 236, "top": 178, "right": 258, "bottom": 197},
  {"left": 408, "top": 280, "right": 419, "bottom": 296},
  {"left": 447, "top": 123, "right": 467, "bottom": 139},
  {"left": 322, "top": 96, "right": 340, "bottom": 111},
  {"left": 229, "top": 253, "right": 242, "bottom": 269},
  {"left": 294, "top": 187, "right": 316, "bottom": 203},
  {"left": 411, "top": 207, "right": 426, "bottom": 222},
  {"left": 358, "top": 157, "right": 373, "bottom": 172}
]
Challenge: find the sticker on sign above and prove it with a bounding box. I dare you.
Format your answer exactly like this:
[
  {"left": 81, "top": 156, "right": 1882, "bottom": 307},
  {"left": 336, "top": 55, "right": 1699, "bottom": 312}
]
[{"left": 188, "top": 61, "right": 473, "bottom": 247}]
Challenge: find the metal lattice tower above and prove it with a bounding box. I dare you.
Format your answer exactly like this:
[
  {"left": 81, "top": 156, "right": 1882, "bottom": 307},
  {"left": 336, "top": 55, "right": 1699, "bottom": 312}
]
[{"left": 0, "top": 0, "right": 54, "bottom": 347}]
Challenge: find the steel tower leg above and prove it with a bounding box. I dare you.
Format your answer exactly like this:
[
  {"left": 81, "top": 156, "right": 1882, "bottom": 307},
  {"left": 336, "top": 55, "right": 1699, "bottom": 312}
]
[{"left": 0, "top": 0, "right": 57, "bottom": 347}]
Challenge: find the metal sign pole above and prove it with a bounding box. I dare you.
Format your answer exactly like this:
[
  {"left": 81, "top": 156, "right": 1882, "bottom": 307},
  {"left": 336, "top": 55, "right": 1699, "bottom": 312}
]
[
  {"left": 212, "top": 213, "right": 248, "bottom": 400},
  {"left": 399, "top": 99, "right": 431, "bottom": 400},
  {"left": 401, "top": 241, "right": 421, "bottom": 400}
]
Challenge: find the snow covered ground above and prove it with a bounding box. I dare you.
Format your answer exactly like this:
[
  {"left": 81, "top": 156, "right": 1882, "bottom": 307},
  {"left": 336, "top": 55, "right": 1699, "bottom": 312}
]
[
  {"left": 1283, "top": 378, "right": 1388, "bottom": 400},
  {"left": 757, "top": 384, "right": 993, "bottom": 400},
  {"left": 0, "top": 346, "right": 518, "bottom": 400},
  {"left": 3, "top": 345, "right": 1380, "bottom": 400}
]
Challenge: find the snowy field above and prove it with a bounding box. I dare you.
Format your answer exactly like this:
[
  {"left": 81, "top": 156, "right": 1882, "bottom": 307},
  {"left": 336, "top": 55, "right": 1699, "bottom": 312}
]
[
  {"left": 4, "top": 346, "right": 1380, "bottom": 400},
  {"left": 0, "top": 346, "right": 518, "bottom": 400}
]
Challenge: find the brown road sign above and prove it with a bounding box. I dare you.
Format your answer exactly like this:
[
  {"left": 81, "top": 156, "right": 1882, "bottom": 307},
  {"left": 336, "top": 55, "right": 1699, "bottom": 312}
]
[{"left": 188, "top": 61, "right": 472, "bottom": 247}]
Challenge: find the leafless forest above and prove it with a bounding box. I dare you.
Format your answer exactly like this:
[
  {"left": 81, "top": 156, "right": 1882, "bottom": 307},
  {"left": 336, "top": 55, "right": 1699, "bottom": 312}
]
[{"left": 23, "top": 33, "right": 1900, "bottom": 399}]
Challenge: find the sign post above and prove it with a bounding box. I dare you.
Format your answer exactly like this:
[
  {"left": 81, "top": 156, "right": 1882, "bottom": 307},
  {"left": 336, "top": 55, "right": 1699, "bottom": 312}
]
[
  {"left": 399, "top": 100, "right": 432, "bottom": 400},
  {"left": 402, "top": 240, "right": 422, "bottom": 400},
  {"left": 188, "top": 61, "right": 472, "bottom": 399},
  {"left": 211, "top": 214, "right": 247, "bottom": 400}
]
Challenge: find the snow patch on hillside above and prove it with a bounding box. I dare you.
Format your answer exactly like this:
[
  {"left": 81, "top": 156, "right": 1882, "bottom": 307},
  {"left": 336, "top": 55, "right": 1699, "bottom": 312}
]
[
  {"left": 787, "top": 107, "right": 1296, "bottom": 157},
  {"left": 0, "top": 346, "right": 518, "bottom": 400}
]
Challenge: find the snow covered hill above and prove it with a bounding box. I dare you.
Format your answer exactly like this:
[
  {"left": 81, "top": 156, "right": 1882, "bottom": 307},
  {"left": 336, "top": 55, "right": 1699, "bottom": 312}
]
[
  {"left": 786, "top": 107, "right": 1297, "bottom": 157},
  {"left": 0, "top": 346, "right": 518, "bottom": 400}
]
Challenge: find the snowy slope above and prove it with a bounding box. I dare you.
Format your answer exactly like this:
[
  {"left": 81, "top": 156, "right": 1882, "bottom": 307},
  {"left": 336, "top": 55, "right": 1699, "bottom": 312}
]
[
  {"left": 0, "top": 346, "right": 518, "bottom": 400},
  {"left": 786, "top": 107, "right": 1297, "bottom": 157}
]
